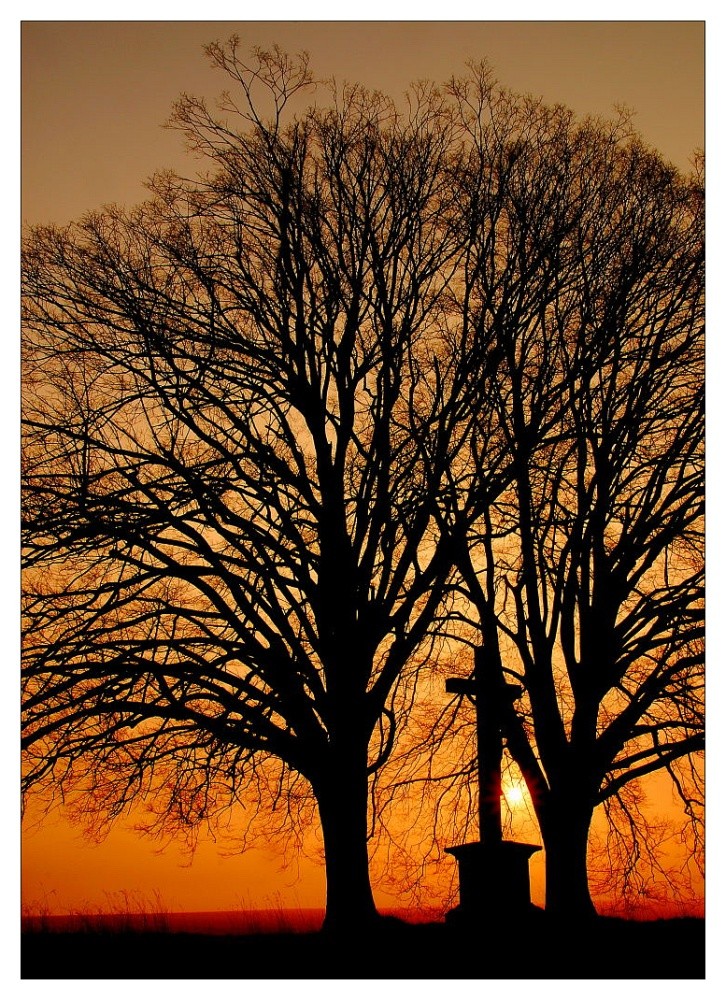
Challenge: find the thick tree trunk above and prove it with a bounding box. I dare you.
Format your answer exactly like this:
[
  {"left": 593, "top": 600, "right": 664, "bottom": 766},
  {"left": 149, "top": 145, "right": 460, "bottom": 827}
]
[
  {"left": 315, "top": 753, "right": 379, "bottom": 933},
  {"left": 541, "top": 798, "right": 598, "bottom": 919}
]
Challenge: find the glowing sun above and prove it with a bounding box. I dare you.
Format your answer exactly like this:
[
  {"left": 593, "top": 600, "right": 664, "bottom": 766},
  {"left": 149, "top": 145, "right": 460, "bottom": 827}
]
[{"left": 504, "top": 783, "right": 526, "bottom": 807}]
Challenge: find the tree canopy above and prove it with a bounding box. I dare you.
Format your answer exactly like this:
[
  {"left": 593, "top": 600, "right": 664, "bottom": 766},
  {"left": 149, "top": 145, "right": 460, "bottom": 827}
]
[{"left": 387, "top": 93, "right": 704, "bottom": 915}]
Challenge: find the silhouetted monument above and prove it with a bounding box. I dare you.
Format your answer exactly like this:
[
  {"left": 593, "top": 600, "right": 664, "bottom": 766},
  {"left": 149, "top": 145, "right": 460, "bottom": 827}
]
[{"left": 445, "top": 647, "right": 540, "bottom": 924}]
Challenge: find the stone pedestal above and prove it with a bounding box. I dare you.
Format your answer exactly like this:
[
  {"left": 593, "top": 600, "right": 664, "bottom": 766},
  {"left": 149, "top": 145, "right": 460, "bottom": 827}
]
[{"left": 445, "top": 840, "right": 541, "bottom": 924}]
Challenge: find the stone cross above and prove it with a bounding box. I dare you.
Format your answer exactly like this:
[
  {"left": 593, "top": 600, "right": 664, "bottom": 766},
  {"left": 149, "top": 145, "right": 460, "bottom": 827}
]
[
  {"left": 444, "top": 646, "right": 540, "bottom": 922},
  {"left": 446, "top": 645, "right": 521, "bottom": 847}
]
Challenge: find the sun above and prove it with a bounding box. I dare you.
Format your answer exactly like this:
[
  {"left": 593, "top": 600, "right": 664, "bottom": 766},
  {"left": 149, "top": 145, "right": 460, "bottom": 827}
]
[{"left": 504, "top": 783, "right": 526, "bottom": 808}]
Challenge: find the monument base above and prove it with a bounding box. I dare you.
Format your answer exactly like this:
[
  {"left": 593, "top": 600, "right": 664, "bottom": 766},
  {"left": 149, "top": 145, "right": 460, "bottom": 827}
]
[{"left": 445, "top": 840, "right": 541, "bottom": 924}]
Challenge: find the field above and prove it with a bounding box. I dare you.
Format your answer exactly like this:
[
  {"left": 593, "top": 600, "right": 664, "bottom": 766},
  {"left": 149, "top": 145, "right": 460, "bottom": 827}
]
[{"left": 21, "top": 910, "right": 706, "bottom": 979}]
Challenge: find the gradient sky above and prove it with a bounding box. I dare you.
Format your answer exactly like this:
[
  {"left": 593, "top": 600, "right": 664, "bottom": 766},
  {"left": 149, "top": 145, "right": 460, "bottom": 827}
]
[{"left": 20, "top": 18, "right": 706, "bottom": 918}]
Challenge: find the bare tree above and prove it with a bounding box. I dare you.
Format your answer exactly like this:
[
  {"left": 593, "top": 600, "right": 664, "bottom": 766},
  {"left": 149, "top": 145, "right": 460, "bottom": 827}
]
[
  {"left": 433, "top": 79, "right": 704, "bottom": 917},
  {"left": 22, "top": 42, "right": 477, "bottom": 930},
  {"left": 369, "top": 72, "right": 703, "bottom": 919}
]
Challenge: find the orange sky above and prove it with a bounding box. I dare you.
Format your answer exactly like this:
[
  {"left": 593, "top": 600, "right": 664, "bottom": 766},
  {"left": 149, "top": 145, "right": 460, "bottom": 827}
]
[{"left": 20, "top": 18, "right": 706, "bottom": 919}]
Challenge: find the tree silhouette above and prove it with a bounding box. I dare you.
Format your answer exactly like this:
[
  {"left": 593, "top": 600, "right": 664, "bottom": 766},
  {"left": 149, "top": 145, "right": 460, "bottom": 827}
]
[
  {"left": 22, "top": 42, "right": 480, "bottom": 930},
  {"left": 409, "top": 77, "right": 704, "bottom": 917}
]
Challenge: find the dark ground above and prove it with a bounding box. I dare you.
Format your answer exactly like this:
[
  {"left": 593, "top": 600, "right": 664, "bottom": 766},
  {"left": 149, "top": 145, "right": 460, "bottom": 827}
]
[{"left": 21, "top": 911, "right": 705, "bottom": 979}]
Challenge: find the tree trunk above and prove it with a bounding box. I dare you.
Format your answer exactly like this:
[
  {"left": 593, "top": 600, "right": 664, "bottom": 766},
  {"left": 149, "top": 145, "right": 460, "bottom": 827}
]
[
  {"left": 315, "top": 752, "right": 379, "bottom": 933},
  {"left": 541, "top": 797, "right": 597, "bottom": 919}
]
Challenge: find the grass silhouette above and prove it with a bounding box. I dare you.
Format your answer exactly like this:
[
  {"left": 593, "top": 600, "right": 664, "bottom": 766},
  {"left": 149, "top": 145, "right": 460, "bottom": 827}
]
[{"left": 21, "top": 909, "right": 705, "bottom": 979}]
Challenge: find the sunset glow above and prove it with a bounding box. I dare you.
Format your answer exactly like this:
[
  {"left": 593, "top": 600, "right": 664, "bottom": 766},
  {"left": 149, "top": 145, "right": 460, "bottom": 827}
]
[
  {"left": 21, "top": 20, "right": 704, "bottom": 942},
  {"left": 504, "top": 783, "right": 526, "bottom": 809}
]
